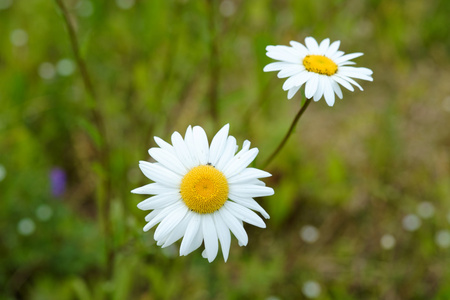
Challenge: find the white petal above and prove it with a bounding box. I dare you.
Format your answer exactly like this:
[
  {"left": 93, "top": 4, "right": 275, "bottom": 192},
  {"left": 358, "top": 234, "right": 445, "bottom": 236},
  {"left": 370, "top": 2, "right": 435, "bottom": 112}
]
[
  {"left": 338, "top": 61, "right": 356, "bottom": 66},
  {"left": 263, "top": 62, "right": 293, "bottom": 72},
  {"left": 215, "top": 136, "right": 237, "bottom": 171},
  {"left": 227, "top": 167, "right": 271, "bottom": 184},
  {"left": 161, "top": 212, "right": 193, "bottom": 248},
  {"left": 336, "top": 74, "right": 364, "bottom": 90},
  {"left": 213, "top": 212, "right": 231, "bottom": 262},
  {"left": 143, "top": 202, "right": 181, "bottom": 231},
  {"left": 276, "top": 45, "right": 304, "bottom": 57},
  {"left": 202, "top": 214, "right": 219, "bottom": 262},
  {"left": 240, "top": 140, "right": 251, "bottom": 152},
  {"left": 331, "top": 75, "right": 354, "bottom": 91},
  {"left": 144, "top": 209, "right": 162, "bottom": 222},
  {"left": 223, "top": 148, "right": 259, "bottom": 179},
  {"left": 139, "top": 161, "right": 182, "bottom": 187},
  {"left": 318, "top": 38, "right": 330, "bottom": 55},
  {"left": 224, "top": 202, "right": 266, "bottom": 228},
  {"left": 313, "top": 76, "right": 325, "bottom": 102},
  {"left": 131, "top": 183, "right": 174, "bottom": 195},
  {"left": 137, "top": 192, "right": 180, "bottom": 210},
  {"left": 323, "top": 76, "right": 336, "bottom": 106},
  {"left": 305, "top": 73, "right": 319, "bottom": 99},
  {"left": 338, "top": 68, "right": 373, "bottom": 81},
  {"left": 184, "top": 126, "right": 200, "bottom": 166},
  {"left": 289, "top": 40, "right": 309, "bottom": 56},
  {"left": 266, "top": 47, "right": 301, "bottom": 63},
  {"left": 282, "top": 71, "right": 311, "bottom": 91},
  {"left": 229, "top": 184, "right": 275, "bottom": 198},
  {"left": 304, "top": 37, "right": 320, "bottom": 53},
  {"left": 251, "top": 179, "right": 267, "bottom": 186},
  {"left": 330, "top": 50, "right": 345, "bottom": 60},
  {"left": 325, "top": 40, "right": 340, "bottom": 57},
  {"left": 185, "top": 225, "right": 204, "bottom": 255},
  {"left": 154, "top": 136, "right": 175, "bottom": 154},
  {"left": 350, "top": 66, "right": 373, "bottom": 75},
  {"left": 148, "top": 148, "right": 188, "bottom": 175},
  {"left": 334, "top": 52, "right": 363, "bottom": 64},
  {"left": 154, "top": 204, "right": 188, "bottom": 241},
  {"left": 179, "top": 213, "right": 201, "bottom": 255},
  {"left": 277, "top": 65, "right": 304, "bottom": 78},
  {"left": 330, "top": 79, "right": 343, "bottom": 99},
  {"left": 287, "top": 85, "right": 301, "bottom": 99},
  {"left": 193, "top": 126, "right": 209, "bottom": 165},
  {"left": 219, "top": 207, "right": 248, "bottom": 246},
  {"left": 209, "top": 124, "right": 230, "bottom": 166},
  {"left": 171, "top": 131, "right": 196, "bottom": 169},
  {"left": 228, "top": 194, "right": 270, "bottom": 219}
]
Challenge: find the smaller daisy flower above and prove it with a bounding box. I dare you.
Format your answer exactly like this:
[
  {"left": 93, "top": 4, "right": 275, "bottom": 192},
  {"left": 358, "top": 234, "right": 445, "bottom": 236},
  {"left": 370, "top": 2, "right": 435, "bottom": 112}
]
[
  {"left": 132, "top": 124, "right": 274, "bottom": 262},
  {"left": 264, "top": 37, "right": 373, "bottom": 106}
]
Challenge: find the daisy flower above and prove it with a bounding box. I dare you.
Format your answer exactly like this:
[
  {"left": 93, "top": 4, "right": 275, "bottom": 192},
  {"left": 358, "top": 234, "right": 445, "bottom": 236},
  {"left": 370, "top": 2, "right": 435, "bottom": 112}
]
[
  {"left": 132, "top": 124, "right": 274, "bottom": 262},
  {"left": 264, "top": 36, "right": 373, "bottom": 106}
]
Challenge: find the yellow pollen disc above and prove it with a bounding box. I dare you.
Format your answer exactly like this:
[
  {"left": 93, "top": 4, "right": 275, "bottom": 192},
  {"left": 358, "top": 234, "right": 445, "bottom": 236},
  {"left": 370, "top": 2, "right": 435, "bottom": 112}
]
[
  {"left": 303, "top": 55, "right": 338, "bottom": 76},
  {"left": 180, "top": 165, "right": 229, "bottom": 214}
]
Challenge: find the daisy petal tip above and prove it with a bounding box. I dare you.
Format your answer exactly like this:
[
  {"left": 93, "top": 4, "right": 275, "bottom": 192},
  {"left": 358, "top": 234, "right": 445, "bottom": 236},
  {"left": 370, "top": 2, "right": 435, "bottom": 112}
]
[{"left": 262, "top": 66, "right": 271, "bottom": 72}]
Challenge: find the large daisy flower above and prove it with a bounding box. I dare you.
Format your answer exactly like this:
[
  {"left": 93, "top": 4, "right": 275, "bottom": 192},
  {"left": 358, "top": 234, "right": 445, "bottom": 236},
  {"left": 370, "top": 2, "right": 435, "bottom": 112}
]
[
  {"left": 131, "top": 124, "right": 274, "bottom": 262},
  {"left": 264, "top": 36, "right": 373, "bottom": 106}
]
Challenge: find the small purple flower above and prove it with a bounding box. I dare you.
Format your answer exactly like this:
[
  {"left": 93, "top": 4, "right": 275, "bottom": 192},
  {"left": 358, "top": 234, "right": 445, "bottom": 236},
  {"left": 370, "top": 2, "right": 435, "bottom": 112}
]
[{"left": 50, "top": 167, "right": 66, "bottom": 197}]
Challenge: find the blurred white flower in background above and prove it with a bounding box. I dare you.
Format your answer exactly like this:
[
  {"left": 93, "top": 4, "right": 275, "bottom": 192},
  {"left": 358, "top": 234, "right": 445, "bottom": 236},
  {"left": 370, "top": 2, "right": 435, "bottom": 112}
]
[
  {"left": 18, "top": 218, "right": 36, "bottom": 236},
  {"left": 36, "top": 204, "right": 53, "bottom": 222},
  {"left": 416, "top": 201, "right": 435, "bottom": 219},
  {"left": 435, "top": 230, "right": 450, "bottom": 248},
  {"left": 220, "top": 0, "right": 236, "bottom": 17},
  {"left": 302, "top": 280, "right": 321, "bottom": 299},
  {"left": 10, "top": 29, "right": 28, "bottom": 47},
  {"left": 402, "top": 214, "right": 421, "bottom": 232},
  {"left": 380, "top": 234, "right": 396, "bottom": 250},
  {"left": 38, "top": 62, "right": 56, "bottom": 80},
  {"left": 300, "top": 225, "right": 320, "bottom": 244},
  {"left": 56, "top": 59, "right": 75, "bottom": 76}
]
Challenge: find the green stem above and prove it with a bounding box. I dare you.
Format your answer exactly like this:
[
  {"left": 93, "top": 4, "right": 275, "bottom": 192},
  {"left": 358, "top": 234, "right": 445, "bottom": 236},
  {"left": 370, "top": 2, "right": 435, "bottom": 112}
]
[
  {"left": 262, "top": 97, "right": 312, "bottom": 168},
  {"left": 55, "top": 0, "right": 113, "bottom": 278}
]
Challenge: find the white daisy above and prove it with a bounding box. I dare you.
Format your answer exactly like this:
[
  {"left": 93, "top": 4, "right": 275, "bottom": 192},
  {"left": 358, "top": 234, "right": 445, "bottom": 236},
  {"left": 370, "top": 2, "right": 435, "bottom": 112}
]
[
  {"left": 131, "top": 124, "right": 274, "bottom": 262},
  {"left": 264, "top": 36, "right": 373, "bottom": 106}
]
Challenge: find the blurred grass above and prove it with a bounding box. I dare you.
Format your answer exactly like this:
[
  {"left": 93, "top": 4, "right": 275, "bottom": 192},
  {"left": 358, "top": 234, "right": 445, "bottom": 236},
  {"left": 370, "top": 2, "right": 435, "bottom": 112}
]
[{"left": 1, "top": 0, "right": 450, "bottom": 299}]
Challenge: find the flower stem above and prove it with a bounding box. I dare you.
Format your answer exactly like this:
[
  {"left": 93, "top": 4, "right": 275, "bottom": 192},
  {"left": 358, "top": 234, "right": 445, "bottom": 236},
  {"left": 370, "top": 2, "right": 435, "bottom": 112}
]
[
  {"left": 55, "top": 0, "right": 113, "bottom": 278},
  {"left": 262, "top": 97, "right": 312, "bottom": 168}
]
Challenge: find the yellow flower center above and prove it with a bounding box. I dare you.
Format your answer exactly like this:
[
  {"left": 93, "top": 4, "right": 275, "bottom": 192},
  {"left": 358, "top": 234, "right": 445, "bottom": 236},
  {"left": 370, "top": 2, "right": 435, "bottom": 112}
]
[
  {"left": 302, "top": 55, "right": 338, "bottom": 76},
  {"left": 180, "top": 165, "right": 229, "bottom": 214}
]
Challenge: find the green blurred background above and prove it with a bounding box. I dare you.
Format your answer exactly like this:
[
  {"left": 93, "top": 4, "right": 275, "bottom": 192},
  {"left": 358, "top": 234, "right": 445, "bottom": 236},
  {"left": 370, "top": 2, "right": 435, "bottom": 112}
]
[{"left": 1, "top": 0, "right": 450, "bottom": 299}]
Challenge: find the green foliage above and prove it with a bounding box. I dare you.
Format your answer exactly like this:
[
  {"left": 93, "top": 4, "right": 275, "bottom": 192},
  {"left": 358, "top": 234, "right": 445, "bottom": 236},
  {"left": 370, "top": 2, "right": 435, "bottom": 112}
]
[{"left": 1, "top": 0, "right": 450, "bottom": 299}]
